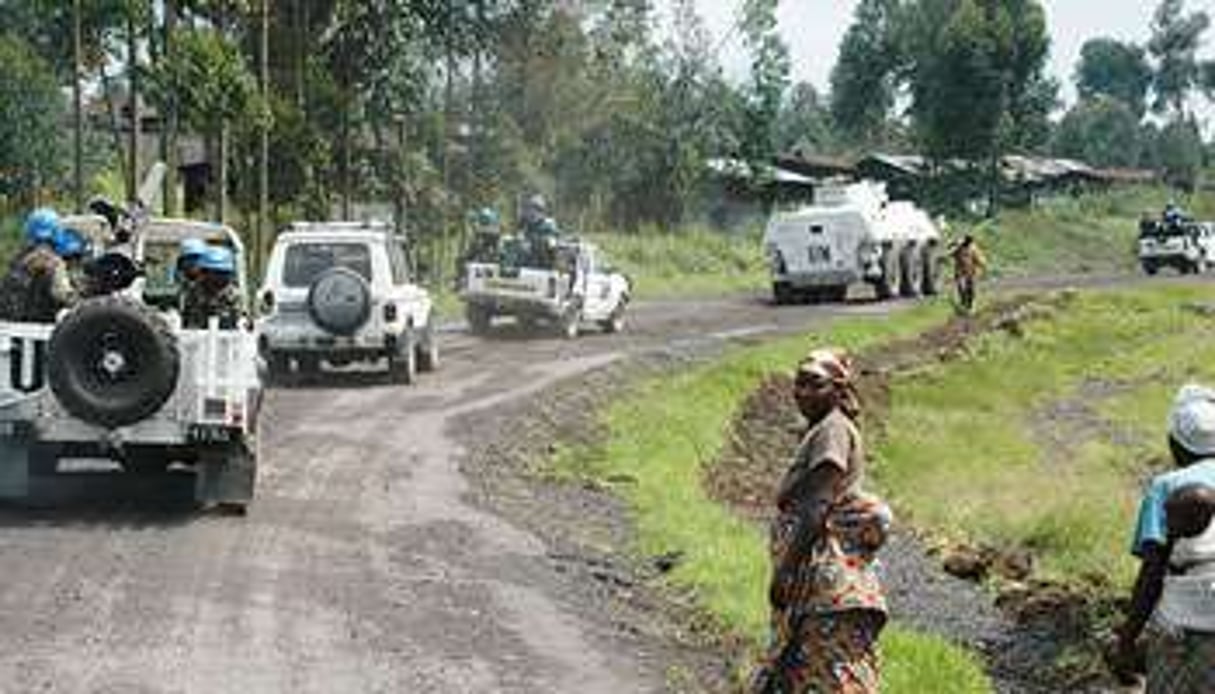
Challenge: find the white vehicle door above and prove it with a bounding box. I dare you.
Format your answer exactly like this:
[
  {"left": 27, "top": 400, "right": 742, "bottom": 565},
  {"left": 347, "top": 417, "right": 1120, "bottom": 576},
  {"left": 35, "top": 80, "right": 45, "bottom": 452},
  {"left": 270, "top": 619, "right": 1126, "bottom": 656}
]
[{"left": 580, "top": 249, "right": 614, "bottom": 320}]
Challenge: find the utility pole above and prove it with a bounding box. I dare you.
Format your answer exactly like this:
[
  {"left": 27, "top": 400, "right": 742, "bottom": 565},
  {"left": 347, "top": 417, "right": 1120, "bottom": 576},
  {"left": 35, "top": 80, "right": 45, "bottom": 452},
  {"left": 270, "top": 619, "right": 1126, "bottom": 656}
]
[
  {"left": 72, "top": 0, "right": 84, "bottom": 212},
  {"left": 258, "top": 0, "right": 270, "bottom": 275},
  {"left": 127, "top": 4, "right": 140, "bottom": 203}
]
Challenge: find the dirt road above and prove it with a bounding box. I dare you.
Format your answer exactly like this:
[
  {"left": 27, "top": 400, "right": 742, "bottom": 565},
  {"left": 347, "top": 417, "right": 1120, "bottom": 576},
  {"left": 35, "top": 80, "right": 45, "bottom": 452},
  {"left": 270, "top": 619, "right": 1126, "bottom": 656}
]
[{"left": 0, "top": 290, "right": 913, "bottom": 694}]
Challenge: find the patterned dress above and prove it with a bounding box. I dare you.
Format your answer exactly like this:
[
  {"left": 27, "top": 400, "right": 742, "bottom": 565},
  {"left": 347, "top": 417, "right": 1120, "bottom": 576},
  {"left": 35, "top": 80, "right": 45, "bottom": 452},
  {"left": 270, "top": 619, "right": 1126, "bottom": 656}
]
[{"left": 753, "top": 409, "right": 892, "bottom": 694}]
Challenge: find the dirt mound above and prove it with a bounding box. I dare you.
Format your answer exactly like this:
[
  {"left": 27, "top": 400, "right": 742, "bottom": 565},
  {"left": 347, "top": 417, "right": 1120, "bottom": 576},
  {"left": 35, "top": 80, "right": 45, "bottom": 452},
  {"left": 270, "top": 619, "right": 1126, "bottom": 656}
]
[{"left": 709, "top": 293, "right": 1071, "bottom": 517}]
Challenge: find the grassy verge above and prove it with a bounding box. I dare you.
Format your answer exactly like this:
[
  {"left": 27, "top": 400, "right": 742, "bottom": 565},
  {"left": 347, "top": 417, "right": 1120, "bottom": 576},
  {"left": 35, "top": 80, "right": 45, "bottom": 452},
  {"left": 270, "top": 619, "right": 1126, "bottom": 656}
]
[
  {"left": 959, "top": 186, "right": 1214, "bottom": 279},
  {"left": 877, "top": 284, "right": 1215, "bottom": 591},
  {"left": 547, "top": 298, "right": 991, "bottom": 693}
]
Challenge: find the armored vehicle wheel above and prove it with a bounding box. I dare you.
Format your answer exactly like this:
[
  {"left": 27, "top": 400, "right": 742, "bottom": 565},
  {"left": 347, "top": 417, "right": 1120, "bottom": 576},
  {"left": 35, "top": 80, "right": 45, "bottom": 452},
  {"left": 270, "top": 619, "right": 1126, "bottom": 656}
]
[
  {"left": 921, "top": 245, "right": 940, "bottom": 295},
  {"left": 827, "top": 285, "right": 849, "bottom": 303},
  {"left": 308, "top": 268, "right": 371, "bottom": 336},
  {"left": 48, "top": 297, "right": 180, "bottom": 428},
  {"left": 899, "top": 244, "right": 922, "bottom": 298},
  {"left": 416, "top": 325, "right": 440, "bottom": 373},
  {"left": 466, "top": 304, "right": 492, "bottom": 335},
  {"left": 1142, "top": 261, "right": 1159, "bottom": 276},
  {"left": 772, "top": 282, "right": 794, "bottom": 305},
  {"left": 389, "top": 335, "right": 417, "bottom": 384},
  {"left": 874, "top": 247, "right": 896, "bottom": 301}
]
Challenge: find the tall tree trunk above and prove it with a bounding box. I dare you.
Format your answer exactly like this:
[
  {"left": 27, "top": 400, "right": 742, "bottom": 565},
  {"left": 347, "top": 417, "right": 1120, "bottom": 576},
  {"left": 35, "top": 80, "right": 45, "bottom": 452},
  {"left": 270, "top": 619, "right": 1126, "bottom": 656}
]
[
  {"left": 162, "top": 0, "right": 178, "bottom": 215},
  {"left": 127, "top": 6, "right": 140, "bottom": 203},
  {"left": 258, "top": 0, "right": 270, "bottom": 274},
  {"left": 72, "top": 0, "right": 84, "bottom": 212},
  {"left": 216, "top": 1, "right": 229, "bottom": 223}
]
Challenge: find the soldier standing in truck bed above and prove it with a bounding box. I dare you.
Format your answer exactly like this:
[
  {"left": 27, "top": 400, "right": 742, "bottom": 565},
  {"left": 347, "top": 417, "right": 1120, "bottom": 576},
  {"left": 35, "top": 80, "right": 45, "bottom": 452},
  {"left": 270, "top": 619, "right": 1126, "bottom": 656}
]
[
  {"left": 181, "top": 245, "right": 242, "bottom": 329},
  {"left": 0, "top": 208, "right": 78, "bottom": 322}
]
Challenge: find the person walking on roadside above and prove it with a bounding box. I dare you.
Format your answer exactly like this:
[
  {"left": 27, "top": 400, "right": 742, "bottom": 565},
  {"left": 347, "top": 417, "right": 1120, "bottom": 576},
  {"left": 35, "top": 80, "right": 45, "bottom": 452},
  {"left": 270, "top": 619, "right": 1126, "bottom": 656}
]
[
  {"left": 948, "top": 235, "right": 986, "bottom": 314},
  {"left": 0, "top": 208, "right": 78, "bottom": 322},
  {"left": 751, "top": 349, "right": 892, "bottom": 694},
  {"left": 1110, "top": 384, "right": 1215, "bottom": 692}
]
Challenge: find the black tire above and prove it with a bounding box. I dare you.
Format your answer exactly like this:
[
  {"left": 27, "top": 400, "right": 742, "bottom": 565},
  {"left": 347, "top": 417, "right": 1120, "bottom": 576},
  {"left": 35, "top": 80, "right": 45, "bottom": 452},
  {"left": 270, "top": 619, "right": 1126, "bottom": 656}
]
[
  {"left": 307, "top": 268, "right": 371, "bottom": 336},
  {"left": 899, "top": 244, "right": 922, "bottom": 298},
  {"left": 826, "top": 285, "right": 849, "bottom": 303},
  {"left": 466, "top": 304, "right": 492, "bottom": 335},
  {"left": 874, "top": 246, "right": 896, "bottom": 300},
  {"left": 416, "top": 324, "right": 440, "bottom": 373},
  {"left": 601, "top": 297, "right": 628, "bottom": 334},
  {"left": 389, "top": 334, "right": 417, "bottom": 384},
  {"left": 773, "top": 282, "right": 794, "bottom": 305},
  {"left": 265, "top": 351, "right": 289, "bottom": 384},
  {"left": 559, "top": 307, "right": 580, "bottom": 339},
  {"left": 921, "top": 245, "right": 940, "bottom": 296},
  {"left": 1142, "top": 262, "right": 1159, "bottom": 276},
  {"left": 48, "top": 297, "right": 179, "bottom": 428}
]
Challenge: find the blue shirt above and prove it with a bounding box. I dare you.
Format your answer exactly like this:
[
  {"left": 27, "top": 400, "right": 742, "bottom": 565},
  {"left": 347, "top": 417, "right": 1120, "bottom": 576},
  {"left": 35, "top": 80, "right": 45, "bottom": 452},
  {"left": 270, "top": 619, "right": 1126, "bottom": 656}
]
[{"left": 1131, "top": 459, "right": 1215, "bottom": 556}]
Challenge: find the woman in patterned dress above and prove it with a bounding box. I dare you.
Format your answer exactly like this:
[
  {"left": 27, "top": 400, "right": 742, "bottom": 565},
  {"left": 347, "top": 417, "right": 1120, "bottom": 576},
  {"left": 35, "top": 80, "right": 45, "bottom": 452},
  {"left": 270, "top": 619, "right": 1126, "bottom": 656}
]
[{"left": 752, "top": 349, "right": 892, "bottom": 694}]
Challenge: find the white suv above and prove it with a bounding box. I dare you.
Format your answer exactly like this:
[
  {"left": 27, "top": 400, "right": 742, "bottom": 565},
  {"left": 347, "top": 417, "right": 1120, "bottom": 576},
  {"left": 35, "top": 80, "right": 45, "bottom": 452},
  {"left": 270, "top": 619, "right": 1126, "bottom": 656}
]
[{"left": 256, "top": 222, "right": 437, "bottom": 383}]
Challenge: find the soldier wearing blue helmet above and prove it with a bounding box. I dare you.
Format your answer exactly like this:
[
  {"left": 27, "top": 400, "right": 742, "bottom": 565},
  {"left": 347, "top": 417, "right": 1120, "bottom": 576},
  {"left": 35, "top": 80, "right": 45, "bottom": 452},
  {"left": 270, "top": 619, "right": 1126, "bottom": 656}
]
[
  {"left": 181, "top": 245, "right": 242, "bottom": 329},
  {"left": 0, "top": 208, "right": 78, "bottom": 322}
]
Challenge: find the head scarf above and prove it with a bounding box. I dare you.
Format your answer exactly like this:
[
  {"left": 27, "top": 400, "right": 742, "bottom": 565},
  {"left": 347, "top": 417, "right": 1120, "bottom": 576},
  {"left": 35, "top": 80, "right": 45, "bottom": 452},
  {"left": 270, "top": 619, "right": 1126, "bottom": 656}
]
[
  {"left": 796, "top": 348, "right": 860, "bottom": 420},
  {"left": 1169, "top": 384, "right": 1215, "bottom": 457}
]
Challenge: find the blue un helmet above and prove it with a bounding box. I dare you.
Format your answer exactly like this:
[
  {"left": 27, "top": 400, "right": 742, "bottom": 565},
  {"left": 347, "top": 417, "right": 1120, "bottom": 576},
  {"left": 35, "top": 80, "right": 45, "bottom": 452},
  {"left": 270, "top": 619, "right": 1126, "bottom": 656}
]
[
  {"left": 197, "top": 245, "right": 235, "bottom": 275},
  {"left": 179, "top": 238, "right": 208, "bottom": 264},
  {"left": 53, "top": 227, "right": 90, "bottom": 259},
  {"left": 24, "top": 208, "right": 61, "bottom": 245},
  {"left": 476, "top": 207, "right": 499, "bottom": 227}
]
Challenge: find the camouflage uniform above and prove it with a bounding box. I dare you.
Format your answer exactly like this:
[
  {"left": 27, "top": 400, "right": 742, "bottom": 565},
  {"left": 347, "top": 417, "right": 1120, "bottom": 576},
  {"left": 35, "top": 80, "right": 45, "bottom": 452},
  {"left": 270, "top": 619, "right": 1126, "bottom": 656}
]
[
  {"left": 181, "top": 279, "right": 242, "bottom": 330},
  {"left": 0, "top": 245, "right": 78, "bottom": 322}
]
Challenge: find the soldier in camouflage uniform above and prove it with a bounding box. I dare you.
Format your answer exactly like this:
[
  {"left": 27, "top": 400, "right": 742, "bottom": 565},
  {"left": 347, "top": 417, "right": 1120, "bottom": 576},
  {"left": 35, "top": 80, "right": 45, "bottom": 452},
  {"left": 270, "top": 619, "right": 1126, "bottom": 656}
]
[
  {"left": 0, "top": 208, "right": 78, "bottom": 322},
  {"left": 181, "top": 245, "right": 242, "bottom": 329}
]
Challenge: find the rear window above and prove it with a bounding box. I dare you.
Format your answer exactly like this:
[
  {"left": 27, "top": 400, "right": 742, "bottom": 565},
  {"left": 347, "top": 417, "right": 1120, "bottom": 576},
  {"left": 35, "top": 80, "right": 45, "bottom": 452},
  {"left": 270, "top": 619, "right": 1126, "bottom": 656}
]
[{"left": 283, "top": 242, "right": 372, "bottom": 288}]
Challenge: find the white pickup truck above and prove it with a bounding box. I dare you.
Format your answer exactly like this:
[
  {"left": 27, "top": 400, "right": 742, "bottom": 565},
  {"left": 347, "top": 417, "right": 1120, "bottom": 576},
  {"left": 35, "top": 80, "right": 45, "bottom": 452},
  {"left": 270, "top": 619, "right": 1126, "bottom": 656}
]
[
  {"left": 0, "top": 220, "right": 261, "bottom": 512},
  {"left": 461, "top": 239, "right": 630, "bottom": 339}
]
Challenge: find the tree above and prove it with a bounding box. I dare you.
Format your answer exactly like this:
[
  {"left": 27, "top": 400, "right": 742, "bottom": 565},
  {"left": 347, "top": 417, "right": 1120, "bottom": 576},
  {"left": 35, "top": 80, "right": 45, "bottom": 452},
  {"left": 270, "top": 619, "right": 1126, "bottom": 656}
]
[
  {"left": 778, "top": 83, "right": 835, "bottom": 153},
  {"left": 830, "top": 0, "right": 900, "bottom": 145},
  {"left": 1149, "top": 0, "right": 1211, "bottom": 116},
  {"left": 1157, "top": 117, "right": 1204, "bottom": 190},
  {"left": 1053, "top": 96, "right": 1144, "bottom": 168},
  {"left": 738, "top": 0, "right": 790, "bottom": 169},
  {"left": 1075, "top": 38, "right": 1153, "bottom": 117},
  {"left": 0, "top": 34, "right": 67, "bottom": 207}
]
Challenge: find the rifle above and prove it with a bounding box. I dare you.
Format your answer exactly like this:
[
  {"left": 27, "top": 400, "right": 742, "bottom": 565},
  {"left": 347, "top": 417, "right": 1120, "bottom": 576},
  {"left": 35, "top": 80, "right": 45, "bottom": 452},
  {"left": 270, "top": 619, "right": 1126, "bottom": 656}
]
[{"left": 82, "top": 162, "right": 166, "bottom": 295}]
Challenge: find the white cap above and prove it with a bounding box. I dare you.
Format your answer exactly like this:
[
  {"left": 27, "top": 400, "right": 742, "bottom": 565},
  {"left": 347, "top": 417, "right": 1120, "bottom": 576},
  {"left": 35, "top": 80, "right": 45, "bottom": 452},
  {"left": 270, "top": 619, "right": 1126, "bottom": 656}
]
[{"left": 1169, "top": 384, "right": 1215, "bottom": 456}]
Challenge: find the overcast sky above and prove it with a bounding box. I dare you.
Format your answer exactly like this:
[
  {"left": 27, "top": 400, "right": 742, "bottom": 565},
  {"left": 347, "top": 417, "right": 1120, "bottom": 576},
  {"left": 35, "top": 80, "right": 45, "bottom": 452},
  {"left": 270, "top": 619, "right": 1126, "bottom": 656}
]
[{"left": 687, "top": 0, "right": 1215, "bottom": 110}]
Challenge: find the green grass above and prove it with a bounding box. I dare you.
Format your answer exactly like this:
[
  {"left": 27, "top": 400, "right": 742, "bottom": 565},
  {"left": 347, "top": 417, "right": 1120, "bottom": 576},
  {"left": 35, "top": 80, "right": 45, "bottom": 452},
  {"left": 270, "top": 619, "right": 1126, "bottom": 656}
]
[
  {"left": 877, "top": 284, "right": 1215, "bottom": 590},
  {"left": 589, "top": 226, "right": 767, "bottom": 299},
  {"left": 546, "top": 297, "right": 991, "bottom": 692},
  {"left": 959, "top": 186, "right": 1215, "bottom": 279}
]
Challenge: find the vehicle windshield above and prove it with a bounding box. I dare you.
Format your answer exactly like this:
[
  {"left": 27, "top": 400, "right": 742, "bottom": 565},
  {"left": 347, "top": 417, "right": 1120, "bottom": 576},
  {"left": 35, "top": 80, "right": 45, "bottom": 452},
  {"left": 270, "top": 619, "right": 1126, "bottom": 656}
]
[
  {"left": 1140, "top": 220, "right": 1192, "bottom": 239},
  {"left": 283, "top": 242, "right": 372, "bottom": 287}
]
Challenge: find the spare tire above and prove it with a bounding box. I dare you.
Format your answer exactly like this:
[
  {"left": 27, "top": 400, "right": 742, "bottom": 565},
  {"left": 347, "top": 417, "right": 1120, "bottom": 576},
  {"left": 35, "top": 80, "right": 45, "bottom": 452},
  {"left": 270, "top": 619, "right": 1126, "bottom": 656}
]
[
  {"left": 307, "top": 268, "right": 371, "bottom": 336},
  {"left": 48, "top": 297, "right": 180, "bottom": 428}
]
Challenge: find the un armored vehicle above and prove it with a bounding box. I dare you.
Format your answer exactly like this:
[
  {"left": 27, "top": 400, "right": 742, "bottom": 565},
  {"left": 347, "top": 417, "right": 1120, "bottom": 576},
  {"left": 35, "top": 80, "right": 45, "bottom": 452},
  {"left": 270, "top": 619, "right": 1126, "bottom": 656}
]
[
  {"left": 0, "top": 213, "right": 261, "bottom": 513},
  {"left": 460, "top": 238, "right": 630, "bottom": 339},
  {"left": 1138, "top": 216, "right": 1215, "bottom": 275},
  {"left": 256, "top": 221, "right": 438, "bottom": 383},
  {"left": 763, "top": 181, "right": 941, "bottom": 304}
]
